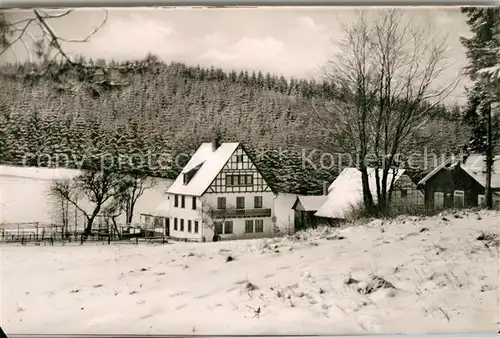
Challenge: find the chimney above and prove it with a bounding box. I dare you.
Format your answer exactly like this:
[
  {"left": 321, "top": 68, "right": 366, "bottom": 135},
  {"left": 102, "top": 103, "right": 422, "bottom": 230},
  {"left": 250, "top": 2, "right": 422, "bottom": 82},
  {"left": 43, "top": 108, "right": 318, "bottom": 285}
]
[
  {"left": 323, "top": 181, "right": 329, "bottom": 195},
  {"left": 212, "top": 137, "right": 220, "bottom": 152}
]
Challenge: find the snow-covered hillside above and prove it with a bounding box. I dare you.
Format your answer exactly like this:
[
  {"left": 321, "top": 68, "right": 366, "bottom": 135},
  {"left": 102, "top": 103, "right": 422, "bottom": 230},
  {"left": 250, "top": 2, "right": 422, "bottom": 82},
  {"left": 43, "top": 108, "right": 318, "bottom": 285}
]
[{"left": 1, "top": 210, "right": 498, "bottom": 335}]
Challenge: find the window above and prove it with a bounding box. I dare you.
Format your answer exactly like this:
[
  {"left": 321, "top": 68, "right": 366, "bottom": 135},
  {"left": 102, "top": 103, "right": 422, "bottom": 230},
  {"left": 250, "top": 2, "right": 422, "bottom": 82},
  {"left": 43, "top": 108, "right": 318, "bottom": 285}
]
[
  {"left": 188, "top": 220, "right": 192, "bottom": 232},
  {"left": 224, "top": 221, "right": 233, "bottom": 234},
  {"left": 217, "top": 197, "right": 226, "bottom": 209},
  {"left": 434, "top": 192, "right": 444, "bottom": 209},
  {"left": 254, "top": 196, "right": 263, "bottom": 208},
  {"left": 245, "top": 220, "right": 254, "bottom": 233},
  {"left": 181, "top": 195, "right": 185, "bottom": 208},
  {"left": 236, "top": 197, "right": 245, "bottom": 209},
  {"left": 194, "top": 221, "right": 199, "bottom": 233},
  {"left": 174, "top": 218, "right": 178, "bottom": 231},
  {"left": 192, "top": 197, "right": 197, "bottom": 210},
  {"left": 478, "top": 194, "right": 486, "bottom": 207},
  {"left": 214, "top": 222, "right": 223, "bottom": 235},
  {"left": 400, "top": 189, "right": 407, "bottom": 199},
  {"left": 180, "top": 219, "right": 184, "bottom": 231},
  {"left": 454, "top": 190, "right": 465, "bottom": 208},
  {"left": 225, "top": 174, "right": 254, "bottom": 187},
  {"left": 236, "top": 155, "right": 244, "bottom": 163},
  {"left": 255, "top": 219, "right": 264, "bottom": 233},
  {"left": 174, "top": 195, "right": 178, "bottom": 207}
]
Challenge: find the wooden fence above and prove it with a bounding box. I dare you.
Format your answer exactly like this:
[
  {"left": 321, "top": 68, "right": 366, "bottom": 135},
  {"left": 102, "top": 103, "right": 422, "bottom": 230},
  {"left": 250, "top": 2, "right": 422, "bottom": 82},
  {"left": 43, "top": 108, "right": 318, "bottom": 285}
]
[{"left": 0, "top": 222, "right": 168, "bottom": 245}]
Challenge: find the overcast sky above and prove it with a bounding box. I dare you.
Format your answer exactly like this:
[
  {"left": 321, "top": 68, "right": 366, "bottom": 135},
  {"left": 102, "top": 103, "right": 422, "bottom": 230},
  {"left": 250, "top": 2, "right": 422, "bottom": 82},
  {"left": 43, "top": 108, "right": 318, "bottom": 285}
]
[{"left": 2, "top": 7, "right": 471, "bottom": 102}]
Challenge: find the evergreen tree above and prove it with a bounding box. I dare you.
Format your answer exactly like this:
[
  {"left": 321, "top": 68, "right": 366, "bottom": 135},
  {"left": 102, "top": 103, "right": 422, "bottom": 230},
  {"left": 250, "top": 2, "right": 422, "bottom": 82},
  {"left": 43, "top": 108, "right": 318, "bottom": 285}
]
[{"left": 460, "top": 6, "right": 500, "bottom": 209}]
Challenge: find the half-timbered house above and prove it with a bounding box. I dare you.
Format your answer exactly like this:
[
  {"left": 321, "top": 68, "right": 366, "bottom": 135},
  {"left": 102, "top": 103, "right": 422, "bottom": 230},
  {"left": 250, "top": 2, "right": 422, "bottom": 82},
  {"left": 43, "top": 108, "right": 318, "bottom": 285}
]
[{"left": 164, "top": 140, "right": 275, "bottom": 242}]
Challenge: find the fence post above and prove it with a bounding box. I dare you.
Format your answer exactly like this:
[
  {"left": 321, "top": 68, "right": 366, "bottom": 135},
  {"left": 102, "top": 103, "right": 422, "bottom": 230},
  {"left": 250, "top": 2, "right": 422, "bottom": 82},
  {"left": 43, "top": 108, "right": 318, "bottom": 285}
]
[
  {"left": 17, "top": 224, "right": 20, "bottom": 241},
  {"left": 35, "top": 222, "right": 39, "bottom": 240}
]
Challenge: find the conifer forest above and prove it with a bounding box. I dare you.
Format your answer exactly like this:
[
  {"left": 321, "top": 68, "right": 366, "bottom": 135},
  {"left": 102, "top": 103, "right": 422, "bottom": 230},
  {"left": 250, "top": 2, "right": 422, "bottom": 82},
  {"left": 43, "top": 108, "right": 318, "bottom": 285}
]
[{"left": 0, "top": 56, "right": 470, "bottom": 195}]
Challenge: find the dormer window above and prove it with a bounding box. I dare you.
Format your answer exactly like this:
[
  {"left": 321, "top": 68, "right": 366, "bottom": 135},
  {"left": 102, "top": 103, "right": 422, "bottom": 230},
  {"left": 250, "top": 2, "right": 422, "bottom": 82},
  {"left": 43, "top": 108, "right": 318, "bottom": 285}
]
[{"left": 183, "top": 162, "right": 204, "bottom": 185}]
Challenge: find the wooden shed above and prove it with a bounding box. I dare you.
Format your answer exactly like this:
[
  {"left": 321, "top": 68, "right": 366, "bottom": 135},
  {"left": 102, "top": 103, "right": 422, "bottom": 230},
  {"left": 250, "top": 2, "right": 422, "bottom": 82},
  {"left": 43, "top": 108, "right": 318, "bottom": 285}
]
[
  {"left": 418, "top": 155, "right": 500, "bottom": 211},
  {"left": 292, "top": 195, "right": 328, "bottom": 231}
]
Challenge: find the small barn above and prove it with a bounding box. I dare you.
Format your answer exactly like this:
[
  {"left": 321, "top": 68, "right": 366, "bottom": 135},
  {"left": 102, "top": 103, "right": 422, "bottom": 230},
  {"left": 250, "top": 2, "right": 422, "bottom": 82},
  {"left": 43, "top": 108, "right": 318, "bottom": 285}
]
[
  {"left": 315, "top": 167, "right": 424, "bottom": 220},
  {"left": 418, "top": 154, "right": 500, "bottom": 211},
  {"left": 292, "top": 195, "right": 328, "bottom": 231}
]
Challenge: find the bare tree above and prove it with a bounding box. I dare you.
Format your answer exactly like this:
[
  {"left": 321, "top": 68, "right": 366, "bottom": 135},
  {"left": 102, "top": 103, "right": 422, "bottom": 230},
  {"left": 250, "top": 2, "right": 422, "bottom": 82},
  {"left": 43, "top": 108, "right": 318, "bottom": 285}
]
[
  {"left": 118, "top": 173, "right": 156, "bottom": 226},
  {"left": 99, "top": 173, "right": 156, "bottom": 239},
  {"left": 314, "top": 9, "right": 460, "bottom": 215},
  {"left": 50, "top": 169, "right": 123, "bottom": 240},
  {"left": 199, "top": 202, "right": 235, "bottom": 241},
  {"left": 101, "top": 198, "right": 123, "bottom": 240},
  {"left": 49, "top": 189, "right": 70, "bottom": 237}
]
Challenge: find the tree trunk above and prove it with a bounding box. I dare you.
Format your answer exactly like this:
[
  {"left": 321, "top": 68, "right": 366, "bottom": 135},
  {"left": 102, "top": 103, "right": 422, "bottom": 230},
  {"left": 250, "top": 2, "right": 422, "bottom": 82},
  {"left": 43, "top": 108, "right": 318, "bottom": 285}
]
[
  {"left": 485, "top": 102, "right": 493, "bottom": 209},
  {"left": 360, "top": 166, "right": 375, "bottom": 215},
  {"left": 379, "top": 162, "right": 392, "bottom": 215},
  {"left": 126, "top": 203, "right": 134, "bottom": 225},
  {"left": 111, "top": 216, "right": 122, "bottom": 240},
  {"left": 83, "top": 211, "right": 99, "bottom": 240}
]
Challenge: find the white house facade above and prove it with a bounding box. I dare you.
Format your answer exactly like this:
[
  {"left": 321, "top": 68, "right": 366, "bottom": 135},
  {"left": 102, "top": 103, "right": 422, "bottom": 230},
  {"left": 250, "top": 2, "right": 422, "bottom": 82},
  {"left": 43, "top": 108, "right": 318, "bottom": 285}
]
[{"left": 164, "top": 140, "right": 275, "bottom": 242}]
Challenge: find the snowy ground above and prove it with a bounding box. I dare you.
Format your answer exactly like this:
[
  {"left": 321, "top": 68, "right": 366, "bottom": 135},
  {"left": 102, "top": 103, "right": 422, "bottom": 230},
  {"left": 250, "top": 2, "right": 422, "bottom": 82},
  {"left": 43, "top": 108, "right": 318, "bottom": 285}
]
[{"left": 1, "top": 210, "right": 499, "bottom": 335}]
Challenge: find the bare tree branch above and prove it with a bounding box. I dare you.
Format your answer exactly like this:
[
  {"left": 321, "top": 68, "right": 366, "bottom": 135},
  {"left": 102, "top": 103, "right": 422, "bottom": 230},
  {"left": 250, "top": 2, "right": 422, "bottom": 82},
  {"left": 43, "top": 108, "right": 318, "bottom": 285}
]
[{"left": 0, "top": 18, "right": 35, "bottom": 58}]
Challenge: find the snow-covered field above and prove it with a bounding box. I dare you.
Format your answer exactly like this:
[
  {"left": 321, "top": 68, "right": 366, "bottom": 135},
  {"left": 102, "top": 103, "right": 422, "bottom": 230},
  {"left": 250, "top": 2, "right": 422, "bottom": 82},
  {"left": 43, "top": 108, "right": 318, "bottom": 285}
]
[
  {"left": 0, "top": 165, "right": 173, "bottom": 225},
  {"left": 1, "top": 210, "right": 499, "bottom": 335}
]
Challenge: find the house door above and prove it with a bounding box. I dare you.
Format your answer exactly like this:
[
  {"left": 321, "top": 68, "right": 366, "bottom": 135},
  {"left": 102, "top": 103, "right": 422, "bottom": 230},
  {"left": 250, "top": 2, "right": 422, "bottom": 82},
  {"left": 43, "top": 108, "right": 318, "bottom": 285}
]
[
  {"left": 434, "top": 192, "right": 445, "bottom": 210},
  {"left": 453, "top": 190, "right": 465, "bottom": 209},
  {"left": 294, "top": 211, "right": 302, "bottom": 231}
]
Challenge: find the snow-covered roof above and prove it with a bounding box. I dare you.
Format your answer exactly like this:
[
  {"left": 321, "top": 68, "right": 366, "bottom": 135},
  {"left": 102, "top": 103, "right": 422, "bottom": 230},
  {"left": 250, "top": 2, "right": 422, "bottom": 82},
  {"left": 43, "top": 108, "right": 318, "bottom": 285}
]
[
  {"left": 417, "top": 158, "right": 456, "bottom": 186},
  {"left": 0, "top": 165, "right": 81, "bottom": 181},
  {"left": 166, "top": 142, "right": 240, "bottom": 196},
  {"left": 315, "top": 167, "right": 405, "bottom": 219},
  {"left": 417, "top": 154, "right": 500, "bottom": 189},
  {"left": 293, "top": 195, "right": 328, "bottom": 212},
  {"left": 275, "top": 193, "right": 302, "bottom": 209},
  {"left": 461, "top": 155, "right": 500, "bottom": 189}
]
